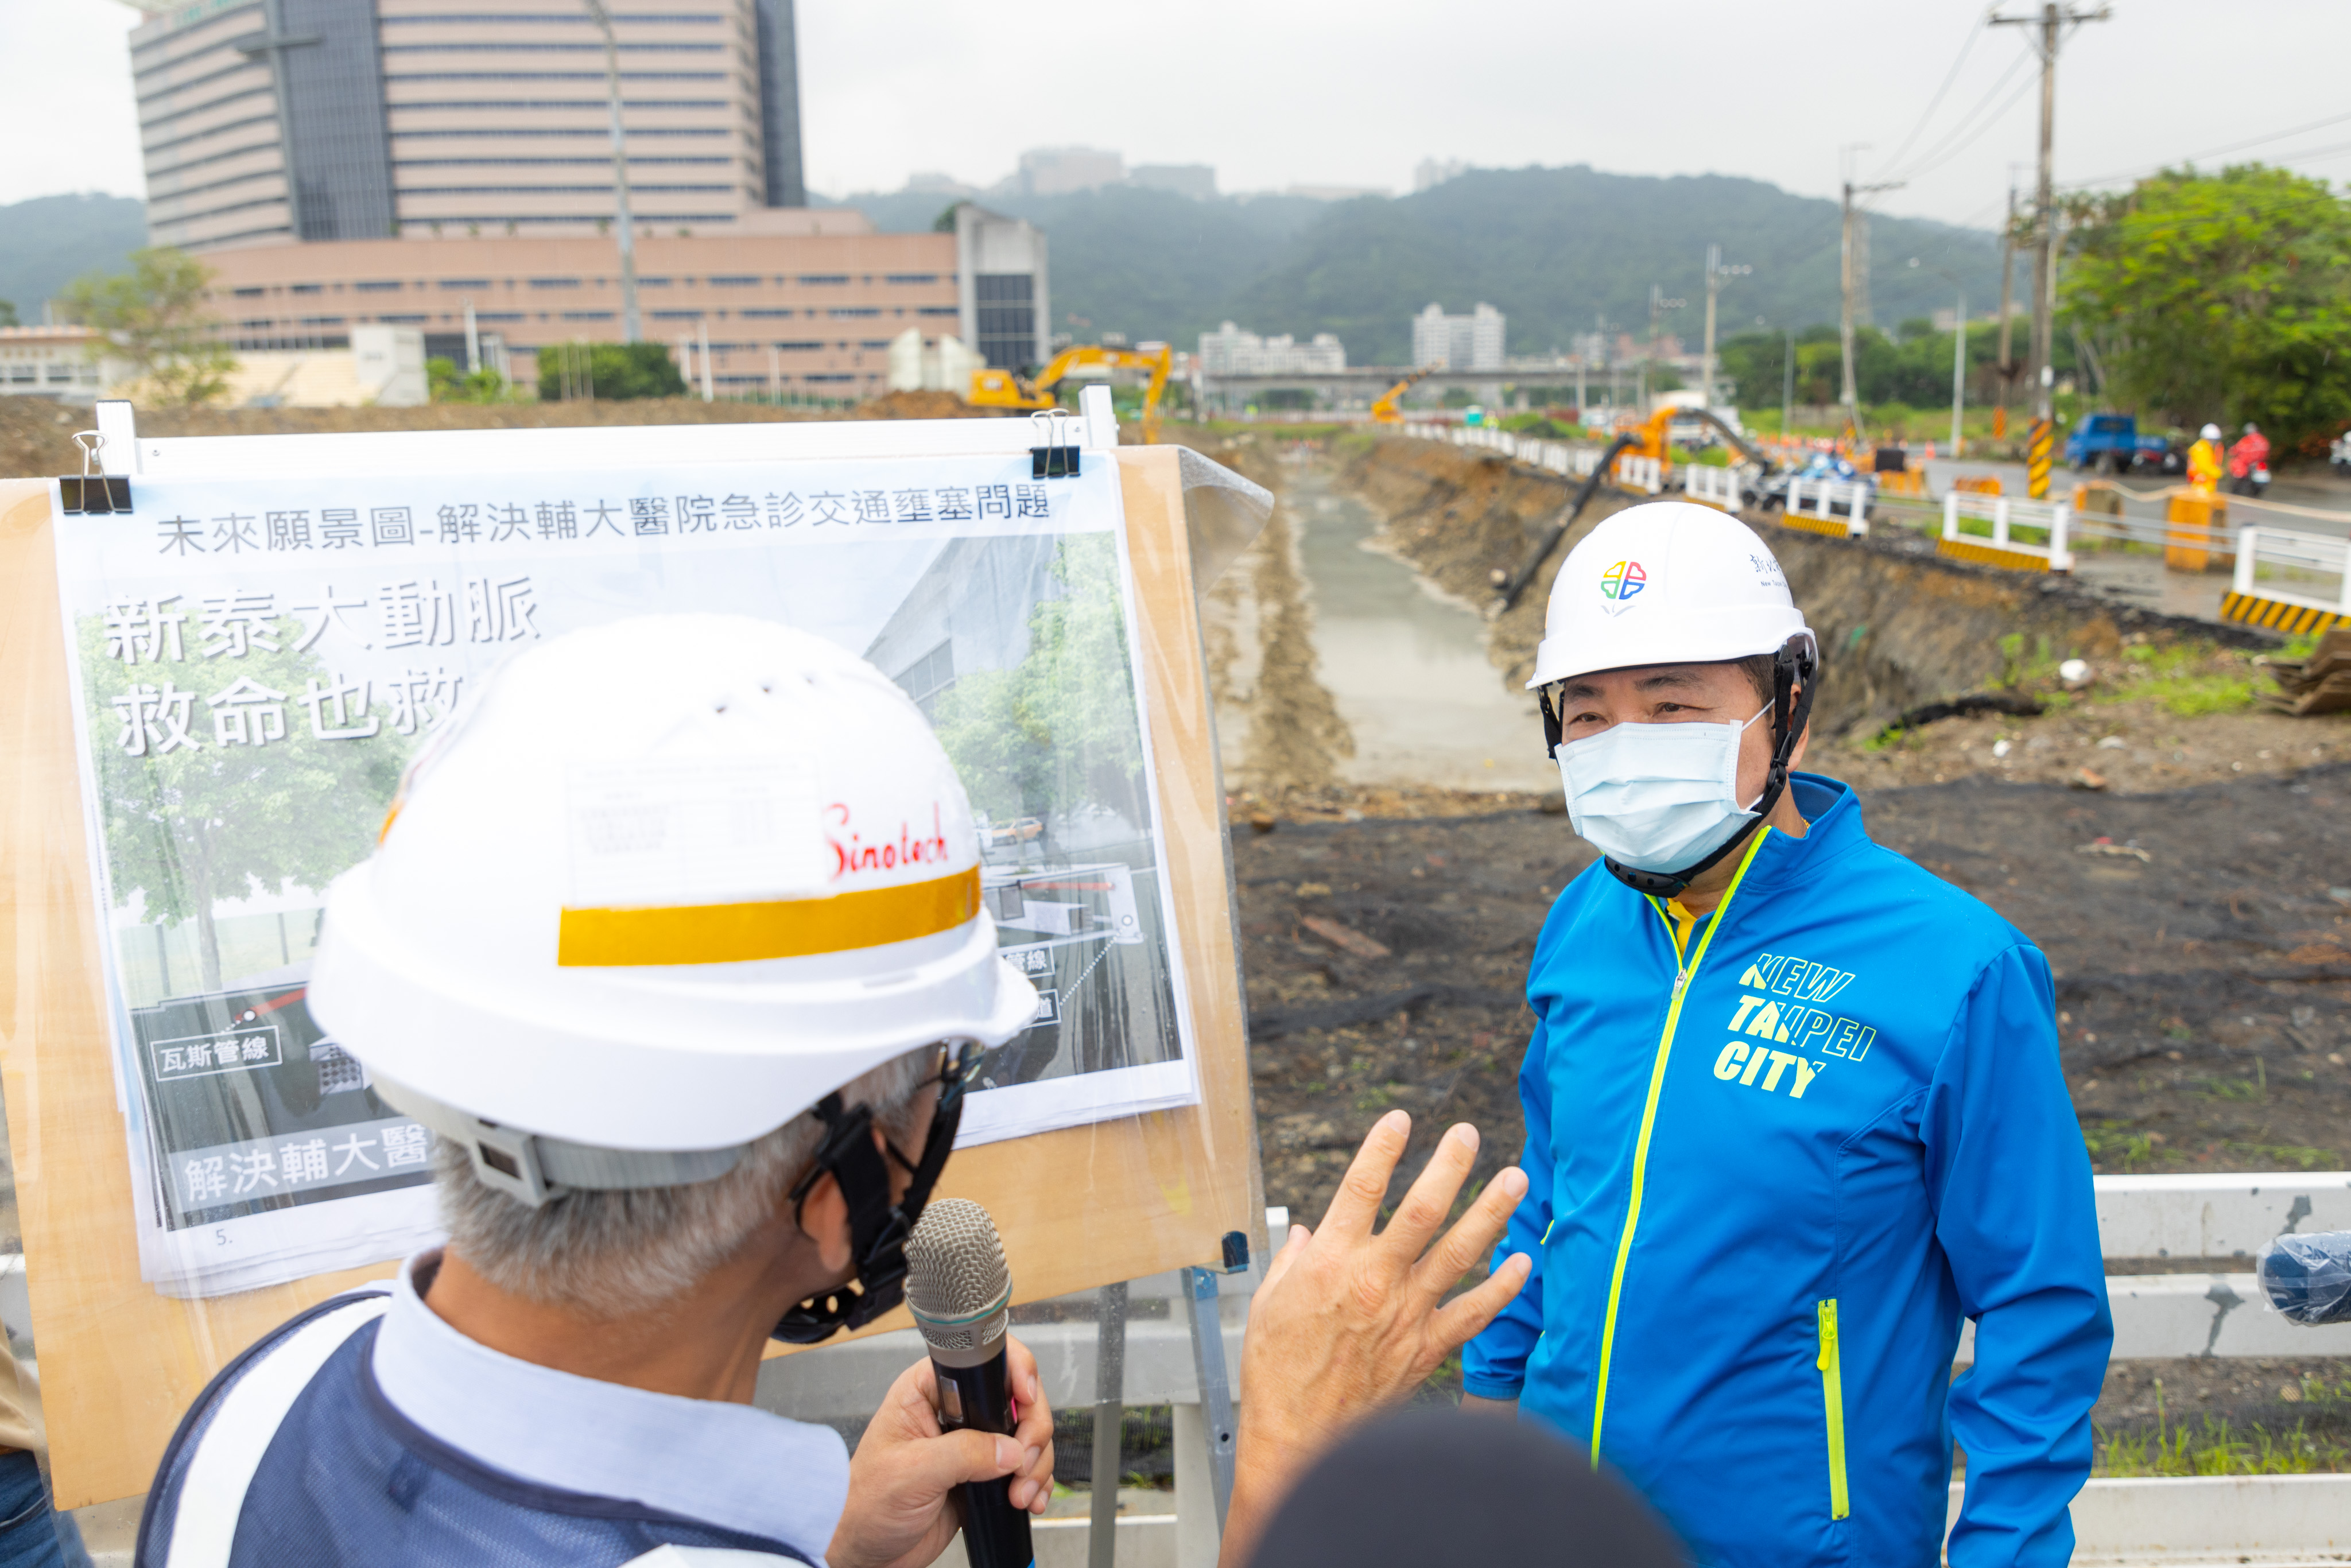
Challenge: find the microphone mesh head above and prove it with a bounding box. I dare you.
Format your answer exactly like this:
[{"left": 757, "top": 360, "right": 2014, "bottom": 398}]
[{"left": 905, "top": 1199, "right": 1012, "bottom": 1353}]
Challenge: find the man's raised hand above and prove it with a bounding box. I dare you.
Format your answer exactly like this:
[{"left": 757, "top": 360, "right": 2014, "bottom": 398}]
[{"left": 1220, "top": 1112, "right": 1531, "bottom": 1567}]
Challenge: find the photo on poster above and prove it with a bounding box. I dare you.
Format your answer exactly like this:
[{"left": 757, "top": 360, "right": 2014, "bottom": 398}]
[{"left": 53, "top": 454, "right": 1197, "bottom": 1295}]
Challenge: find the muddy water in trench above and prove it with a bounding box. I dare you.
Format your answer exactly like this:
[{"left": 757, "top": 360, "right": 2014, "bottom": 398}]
[{"left": 1287, "top": 464, "right": 1554, "bottom": 791}]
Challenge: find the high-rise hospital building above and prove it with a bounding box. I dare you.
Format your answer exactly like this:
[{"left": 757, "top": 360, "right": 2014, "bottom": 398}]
[
  {"left": 123, "top": 0, "right": 1049, "bottom": 389},
  {"left": 133, "top": 0, "right": 806, "bottom": 250}
]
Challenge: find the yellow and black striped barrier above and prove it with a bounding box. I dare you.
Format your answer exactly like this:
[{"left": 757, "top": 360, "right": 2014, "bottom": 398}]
[
  {"left": 2220, "top": 591, "right": 2345, "bottom": 638},
  {"left": 2026, "top": 418, "right": 2053, "bottom": 500},
  {"left": 1778, "top": 513, "right": 1859, "bottom": 540},
  {"left": 1937, "top": 537, "right": 2057, "bottom": 573}
]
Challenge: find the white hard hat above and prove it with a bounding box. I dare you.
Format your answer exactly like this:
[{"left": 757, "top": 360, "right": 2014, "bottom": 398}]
[
  {"left": 1527, "top": 502, "right": 1815, "bottom": 689},
  {"left": 309, "top": 614, "right": 1038, "bottom": 1175},
  {"left": 2201, "top": 424, "right": 2223, "bottom": 441}
]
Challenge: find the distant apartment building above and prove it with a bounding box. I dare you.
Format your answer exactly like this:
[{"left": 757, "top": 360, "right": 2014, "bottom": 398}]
[
  {"left": 1413, "top": 157, "right": 1468, "bottom": 192},
  {"left": 1128, "top": 164, "right": 1216, "bottom": 200},
  {"left": 1411, "top": 302, "right": 1504, "bottom": 371},
  {"left": 200, "top": 202, "right": 1047, "bottom": 391},
  {"left": 1196, "top": 323, "right": 1345, "bottom": 377},
  {"left": 126, "top": 0, "right": 808, "bottom": 254},
  {"left": 1017, "top": 147, "right": 1123, "bottom": 197}
]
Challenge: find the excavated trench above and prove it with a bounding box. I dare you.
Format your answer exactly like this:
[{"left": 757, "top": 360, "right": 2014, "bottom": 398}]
[{"left": 1182, "top": 429, "right": 2351, "bottom": 1457}]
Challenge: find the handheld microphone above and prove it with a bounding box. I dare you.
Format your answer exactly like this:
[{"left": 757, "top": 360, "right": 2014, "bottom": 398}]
[{"left": 906, "top": 1198, "right": 1033, "bottom": 1568}]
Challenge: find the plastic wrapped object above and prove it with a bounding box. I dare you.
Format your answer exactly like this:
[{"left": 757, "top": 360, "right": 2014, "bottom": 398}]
[{"left": 2256, "top": 1231, "right": 2351, "bottom": 1325}]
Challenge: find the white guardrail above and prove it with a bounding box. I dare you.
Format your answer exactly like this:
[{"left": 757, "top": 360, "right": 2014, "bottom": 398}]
[
  {"left": 1683, "top": 463, "right": 1744, "bottom": 513},
  {"left": 1613, "top": 452, "right": 1663, "bottom": 493},
  {"left": 1402, "top": 422, "right": 1616, "bottom": 487},
  {"left": 1941, "top": 490, "right": 2074, "bottom": 571},
  {"left": 1783, "top": 476, "right": 1873, "bottom": 535},
  {"left": 823, "top": 1174, "right": 2351, "bottom": 1567},
  {"left": 2232, "top": 524, "right": 2351, "bottom": 618}
]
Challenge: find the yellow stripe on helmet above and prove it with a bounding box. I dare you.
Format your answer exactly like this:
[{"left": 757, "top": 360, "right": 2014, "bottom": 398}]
[{"left": 558, "top": 866, "right": 981, "bottom": 967}]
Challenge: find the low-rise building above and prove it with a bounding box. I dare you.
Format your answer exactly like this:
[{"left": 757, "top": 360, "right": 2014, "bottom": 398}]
[
  {"left": 1018, "top": 147, "right": 1124, "bottom": 197},
  {"left": 196, "top": 203, "right": 1047, "bottom": 393},
  {"left": 0, "top": 327, "right": 126, "bottom": 402},
  {"left": 1197, "top": 322, "right": 1345, "bottom": 377},
  {"left": 1130, "top": 164, "right": 1216, "bottom": 200}
]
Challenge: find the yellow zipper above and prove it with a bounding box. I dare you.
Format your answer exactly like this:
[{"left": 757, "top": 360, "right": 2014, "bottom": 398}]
[
  {"left": 1587, "top": 830, "right": 1772, "bottom": 1464},
  {"left": 1817, "top": 1298, "right": 1850, "bottom": 1520}
]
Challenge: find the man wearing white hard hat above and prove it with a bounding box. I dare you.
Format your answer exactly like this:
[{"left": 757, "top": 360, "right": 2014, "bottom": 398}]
[
  {"left": 135, "top": 616, "right": 1056, "bottom": 1566},
  {"left": 1460, "top": 504, "right": 2111, "bottom": 1567}
]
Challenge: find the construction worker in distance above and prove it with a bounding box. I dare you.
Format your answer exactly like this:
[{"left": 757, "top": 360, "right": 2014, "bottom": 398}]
[
  {"left": 2187, "top": 421, "right": 2226, "bottom": 493},
  {"left": 134, "top": 616, "right": 1058, "bottom": 1566},
  {"left": 1459, "top": 504, "right": 2112, "bottom": 1567}
]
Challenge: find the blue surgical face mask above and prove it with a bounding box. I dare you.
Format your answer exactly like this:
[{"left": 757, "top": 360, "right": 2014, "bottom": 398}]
[{"left": 1556, "top": 707, "right": 1767, "bottom": 873}]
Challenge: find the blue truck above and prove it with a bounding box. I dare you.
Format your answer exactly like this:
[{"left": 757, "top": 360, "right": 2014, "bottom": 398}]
[{"left": 2066, "top": 413, "right": 2183, "bottom": 475}]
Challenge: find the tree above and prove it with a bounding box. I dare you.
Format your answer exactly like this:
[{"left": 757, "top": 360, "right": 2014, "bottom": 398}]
[
  {"left": 0, "top": 300, "right": 17, "bottom": 328},
  {"left": 78, "top": 610, "right": 409, "bottom": 993},
  {"left": 532, "top": 340, "right": 687, "bottom": 401},
  {"left": 2063, "top": 164, "right": 2351, "bottom": 448},
  {"left": 427, "top": 356, "right": 514, "bottom": 403},
  {"left": 60, "top": 247, "right": 237, "bottom": 407},
  {"left": 929, "top": 534, "right": 1145, "bottom": 825}
]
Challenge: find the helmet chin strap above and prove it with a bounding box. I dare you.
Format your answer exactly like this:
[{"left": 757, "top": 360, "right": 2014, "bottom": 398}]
[{"left": 1542, "top": 638, "right": 1818, "bottom": 901}]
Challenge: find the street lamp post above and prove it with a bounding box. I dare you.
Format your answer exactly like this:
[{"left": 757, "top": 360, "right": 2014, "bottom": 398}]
[
  {"left": 584, "top": 0, "right": 641, "bottom": 344},
  {"left": 1700, "top": 244, "right": 1751, "bottom": 414},
  {"left": 1910, "top": 257, "right": 1968, "bottom": 456}
]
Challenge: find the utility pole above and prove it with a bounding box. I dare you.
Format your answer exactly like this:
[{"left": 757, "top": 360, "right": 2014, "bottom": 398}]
[
  {"left": 1992, "top": 3, "right": 2109, "bottom": 490},
  {"left": 1950, "top": 292, "right": 1967, "bottom": 456},
  {"left": 1700, "top": 244, "right": 1751, "bottom": 414},
  {"left": 1838, "top": 145, "right": 1904, "bottom": 423},
  {"left": 585, "top": 0, "right": 642, "bottom": 344},
  {"left": 1782, "top": 328, "right": 1795, "bottom": 436},
  {"left": 1993, "top": 183, "right": 2019, "bottom": 436},
  {"left": 1644, "top": 284, "right": 1684, "bottom": 414}
]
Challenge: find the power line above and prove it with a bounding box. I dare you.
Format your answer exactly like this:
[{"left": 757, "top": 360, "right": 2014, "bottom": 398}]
[
  {"left": 2060, "top": 109, "right": 2351, "bottom": 191},
  {"left": 1892, "top": 61, "right": 2043, "bottom": 185},
  {"left": 1881, "top": 44, "right": 2034, "bottom": 184},
  {"left": 1876, "top": 13, "right": 1988, "bottom": 178}
]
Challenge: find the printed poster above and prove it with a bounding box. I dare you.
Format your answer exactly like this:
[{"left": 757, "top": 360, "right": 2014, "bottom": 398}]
[{"left": 52, "top": 452, "right": 1197, "bottom": 1297}]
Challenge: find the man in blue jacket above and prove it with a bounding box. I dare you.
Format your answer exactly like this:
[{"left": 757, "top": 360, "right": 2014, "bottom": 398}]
[{"left": 1461, "top": 503, "right": 2111, "bottom": 1566}]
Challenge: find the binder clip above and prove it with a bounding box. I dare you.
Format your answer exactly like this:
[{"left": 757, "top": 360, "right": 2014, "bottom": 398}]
[
  {"left": 1030, "top": 409, "right": 1080, "bottom": 479},
  {"left": 59, "top": 432, "right": 131, "bottom": 515}
]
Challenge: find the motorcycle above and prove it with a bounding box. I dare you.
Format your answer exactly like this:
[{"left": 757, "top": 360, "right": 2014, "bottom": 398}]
[{"left": 2230, "top": 463, "right": 2271, "bottom": 498}]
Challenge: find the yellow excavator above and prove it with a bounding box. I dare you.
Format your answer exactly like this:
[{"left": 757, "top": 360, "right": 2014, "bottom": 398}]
[
  {"left": 1371, "top": 367, "right": 1436, "bottom": 424},
  {"left": 969, "top": 341, "right": 1172, "bottom": 443}
]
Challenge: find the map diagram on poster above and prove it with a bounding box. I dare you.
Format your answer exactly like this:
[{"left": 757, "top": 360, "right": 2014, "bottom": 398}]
[{"left": 52, "top": 453, "right": 1196, "bottom": 1298}]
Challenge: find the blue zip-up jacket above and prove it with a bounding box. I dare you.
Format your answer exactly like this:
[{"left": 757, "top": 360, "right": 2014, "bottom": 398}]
[{"left": 1463, "top": 774, "right": 2110, "bottom": 1568}]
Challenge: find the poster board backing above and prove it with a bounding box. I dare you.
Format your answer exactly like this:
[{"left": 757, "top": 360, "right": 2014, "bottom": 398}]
[{"left": 0, "top": 442, "right": 1260, "bottom": 1508}]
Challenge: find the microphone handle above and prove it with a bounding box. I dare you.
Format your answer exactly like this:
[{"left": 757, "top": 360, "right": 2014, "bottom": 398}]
[{"left": 933, "top": 1349, "right": 1034, "bottom": 1568}]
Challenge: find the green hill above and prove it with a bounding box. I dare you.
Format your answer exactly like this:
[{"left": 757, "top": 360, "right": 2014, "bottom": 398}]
[
  {"left": 843, "top": 165, "right": 2001, "bottom": 366},
  {"left": 0, "top": 193, "right": 148, "bottom": 323}
]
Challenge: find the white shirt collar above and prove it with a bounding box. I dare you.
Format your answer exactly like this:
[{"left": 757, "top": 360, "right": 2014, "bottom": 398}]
[{"left": 370, "top": 1248, "right": 848, "bottom": 1561}]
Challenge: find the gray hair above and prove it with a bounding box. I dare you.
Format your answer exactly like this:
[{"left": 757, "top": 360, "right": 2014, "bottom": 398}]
[{"left": 435, "top": 1048, "right": 936, "bottom": 1318}]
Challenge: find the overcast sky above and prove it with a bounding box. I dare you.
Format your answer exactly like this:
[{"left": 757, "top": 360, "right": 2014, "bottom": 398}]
[{"left": 10, "top": 0, "right": 2351, "bottom": 230}]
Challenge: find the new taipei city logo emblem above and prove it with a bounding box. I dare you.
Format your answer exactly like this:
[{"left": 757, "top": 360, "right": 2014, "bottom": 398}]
[{"left": 1600, "top": 560, "right": 1647, "bottom": 601}]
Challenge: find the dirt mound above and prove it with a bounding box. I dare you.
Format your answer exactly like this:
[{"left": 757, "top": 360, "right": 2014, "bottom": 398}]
[
  {"left": 1170, "top": 433, "right": 1355, "bottom": 793},
  {"left": 849, "top": 389, "right": 1000, "bottom": 420}
]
